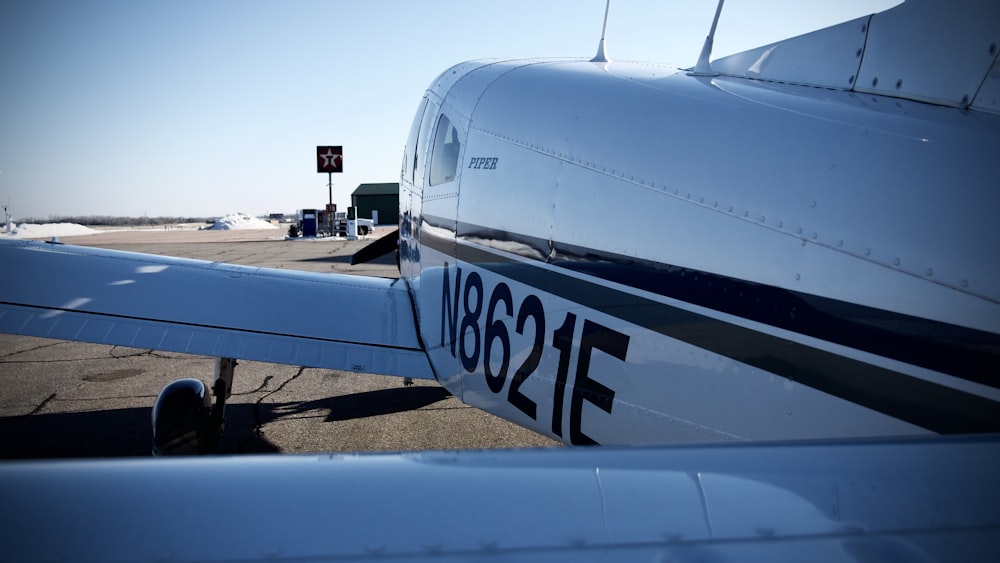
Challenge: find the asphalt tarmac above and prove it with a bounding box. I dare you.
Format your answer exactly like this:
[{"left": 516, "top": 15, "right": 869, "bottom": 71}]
[{"left": 0, "top": 227, "right": 558, "bottom": 459}]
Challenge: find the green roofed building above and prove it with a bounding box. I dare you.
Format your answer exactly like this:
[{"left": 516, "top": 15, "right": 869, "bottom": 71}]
[{"left": 350, "top": 182, "right": 398, "bottom": 225}]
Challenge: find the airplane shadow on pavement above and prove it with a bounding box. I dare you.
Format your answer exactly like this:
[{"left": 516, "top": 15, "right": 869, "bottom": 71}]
[
  {"left": 0, "top": 386, "right": 452, "bottom": 459},
  {"left": 267, "top": 386, "right": 452, "bottom": 422}
]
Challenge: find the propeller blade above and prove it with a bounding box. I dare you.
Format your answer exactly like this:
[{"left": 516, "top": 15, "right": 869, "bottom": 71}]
[{"left": 351, "top": 228, "right": 399, "bottom": 265}]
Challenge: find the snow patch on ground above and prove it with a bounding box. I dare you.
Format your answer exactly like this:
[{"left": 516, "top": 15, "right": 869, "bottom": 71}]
[
  {"left": 204, "top": 213, "right": 278, "bottom": 230},
  {"left": 1, "top": 223, "right": 99, "bottom": 238},
  {"left": 0, "top": 212, "right": 278, "bottom": 238}
]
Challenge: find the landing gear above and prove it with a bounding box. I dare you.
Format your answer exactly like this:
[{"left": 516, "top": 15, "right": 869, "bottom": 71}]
[{"left": 152, "top": 358, "right": 236, "bottom": 455}]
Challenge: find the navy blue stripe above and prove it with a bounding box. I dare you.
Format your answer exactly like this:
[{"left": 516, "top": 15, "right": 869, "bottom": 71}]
[
  {"left": 417, "top": 218, "right": 1000, "bottom": 434},
  {"left": 444, "top": 217, "right": 999, "bottom": 389}
]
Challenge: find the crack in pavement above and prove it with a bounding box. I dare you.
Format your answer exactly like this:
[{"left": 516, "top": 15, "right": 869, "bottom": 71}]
[
  {"left": 24, "top": 393, "right": 56, "bottom": 417},
  {"left": 233, "top": 375, "right": 274, "bottom": 396},
  {"left": 109, "top": 347, "right": 170, "bottom": 359},
  {"left": 236, "top": 368, "right": 306, "bottom": 451},
  {"left": 0, "top": 392, "right": 57, "bottom": 423},
  {"left": 0, "top": 357, "right": 110, "bottom": 365},
  {"left": 2, "top": 388, "right": 161, "bottom": 421},
  {"left": 1, "top": 346, "right": 173, "bottom": 364},
  {"left": 0, "top": 341, "right": 68, "bottom": 360},
  {"left": 28, "top": 393, "right": 56, "bottom": 416},
  {"left": 38, "top": 394, "right": 161, "bottom": 402}
]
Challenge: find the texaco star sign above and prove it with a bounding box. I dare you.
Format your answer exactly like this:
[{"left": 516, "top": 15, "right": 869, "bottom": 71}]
[{"left": 316, "top": 146, "right": 343, "bottom": 173}]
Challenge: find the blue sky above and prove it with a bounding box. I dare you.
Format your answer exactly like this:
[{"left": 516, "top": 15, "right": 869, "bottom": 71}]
[{"left": 1, "top": 0, "right": 899, "bottom": 220}]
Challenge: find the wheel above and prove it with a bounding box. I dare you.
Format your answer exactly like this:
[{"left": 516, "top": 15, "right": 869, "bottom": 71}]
[{"left": 151, "top": 378, "right": 220, "bottom": 455}]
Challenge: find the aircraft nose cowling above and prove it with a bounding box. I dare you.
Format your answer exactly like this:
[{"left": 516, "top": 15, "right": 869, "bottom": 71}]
[{"left": 152, "top": 378, "right": 218, "bottom": 455}]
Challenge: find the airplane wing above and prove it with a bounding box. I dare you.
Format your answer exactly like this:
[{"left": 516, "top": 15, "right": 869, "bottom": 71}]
[
  {"left": 0, "top": 238, "right": 433, "bottom": 380},
  {"left": 0, "top": 434, "right": 997, "bottom": 561}
]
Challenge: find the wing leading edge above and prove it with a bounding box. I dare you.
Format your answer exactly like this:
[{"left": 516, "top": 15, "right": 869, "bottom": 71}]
[
  {"left": 0, "top": 239, "right": 433, "bottom": 379},
  {"left": 0, "top": 435, "right": 997, "bottom": 561}
]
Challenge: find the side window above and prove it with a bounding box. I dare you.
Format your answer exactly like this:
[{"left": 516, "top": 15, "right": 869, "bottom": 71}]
[
  {"left": 429, "top": 114, "right": 461, "bottom": 186},
  {"left": 414, "top": 102, "right": 436, "bottom": 189},
  {"left": 401, "top": 100, "right": 438, "bottom": 189},
  {"left": 401, "top": 98, "right": 427, "bottom": 186}
]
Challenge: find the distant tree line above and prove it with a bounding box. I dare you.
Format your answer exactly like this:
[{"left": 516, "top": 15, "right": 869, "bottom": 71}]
[{"left": 15, "top": 215, "right": 215, "bottom": 226}]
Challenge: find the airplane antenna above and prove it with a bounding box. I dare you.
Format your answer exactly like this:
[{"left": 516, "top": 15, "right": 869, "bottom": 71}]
[
  {"left": 591, "top": 0, "right": 611, "bottom": 63},
  {"left": 692, "top": 0, "right": 725, "bottom": 75}
]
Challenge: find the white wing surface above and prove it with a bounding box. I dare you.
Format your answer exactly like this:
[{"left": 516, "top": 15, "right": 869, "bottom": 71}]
[
  {"left": 0, "top": 239, "right": 433, "bottom": 379},
  {"left": 0, "top": 435, "right": 996, "bottom": 561}
]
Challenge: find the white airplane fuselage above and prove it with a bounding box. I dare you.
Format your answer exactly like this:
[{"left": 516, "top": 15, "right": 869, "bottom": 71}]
[
  {"left": 0, "top": 1, "right": 996, "bottom": 454},
  {"left": 5, "top": 4, "right": 1000, "bottom": 560},
  {"left": 397, "top": 58, "right": 1000, "bottom": 445}
]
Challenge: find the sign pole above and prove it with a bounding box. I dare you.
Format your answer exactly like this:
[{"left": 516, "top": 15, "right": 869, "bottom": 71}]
[{"left": 316, "top": 145, "right": 343, "bottom": 237}]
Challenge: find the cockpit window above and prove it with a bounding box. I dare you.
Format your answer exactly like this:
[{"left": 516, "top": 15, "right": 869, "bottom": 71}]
[{"left": 429, "top": 114, "right": 461, "bottom": 186}]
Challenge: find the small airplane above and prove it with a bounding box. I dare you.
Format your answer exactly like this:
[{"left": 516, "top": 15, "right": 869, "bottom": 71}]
[{"left": 0, "top": 0, "right": 998, "bottom": 560}]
